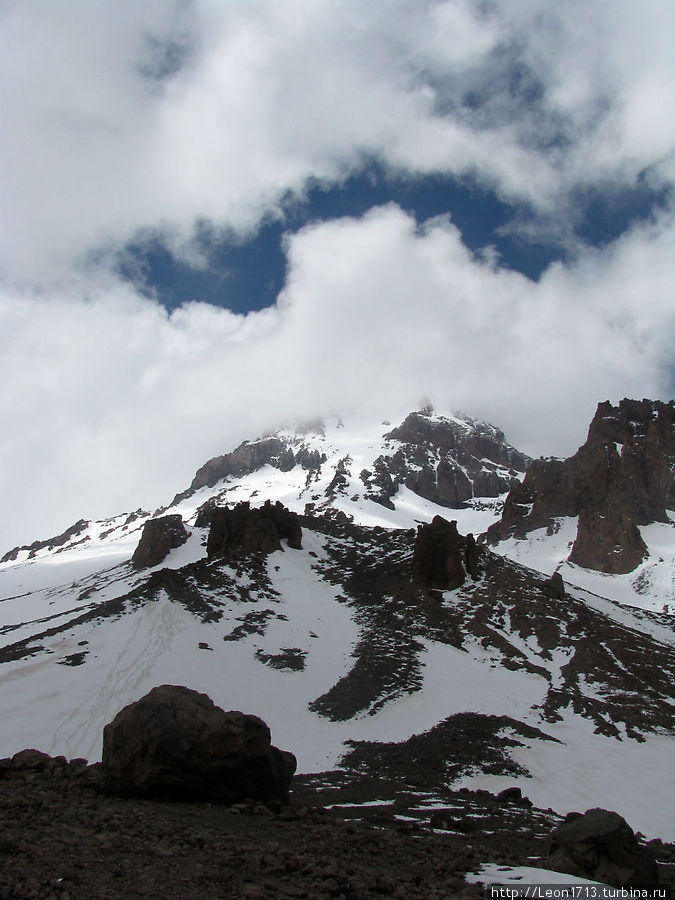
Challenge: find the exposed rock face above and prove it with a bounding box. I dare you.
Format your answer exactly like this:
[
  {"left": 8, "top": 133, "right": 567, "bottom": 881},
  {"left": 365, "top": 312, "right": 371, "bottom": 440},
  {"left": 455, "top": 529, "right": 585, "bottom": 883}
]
[
  {"left": 569, "top": 504, "right": 648, "bottom": 573},
  {"left": 101, "top": 685, "right": 296, "bottom": 804},
  {"left": 131, "top": 515, "right": 189, "bottom": 570},
  {"left": 541, "top": 808, "right": 659, "bottom": 886},
  {"left": 368, "top": 411, "right": 530, "bottom": 509},
  {"left": 1, "top": 518, "right": 90, "bottom": 563},
  {"left": 175, "top": 436, "right": 327, "bottom": 502},
  {"left": 411, "top": 516, "right": 470, "bottom": 590},
  {"left": 168, "top": 410, "right": 530, "bottom": 520},
  {"left": 487, "top": 399, "right": 674, "bottom": 574},
  {"left": 206, "top": 501, "right": 302, "bottom": 558}
]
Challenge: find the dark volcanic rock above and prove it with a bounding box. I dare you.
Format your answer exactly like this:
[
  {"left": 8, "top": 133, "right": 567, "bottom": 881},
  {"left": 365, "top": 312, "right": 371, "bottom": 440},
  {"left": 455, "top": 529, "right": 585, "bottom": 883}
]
[
  {"left": 542, "top": 571, "right": 566, "bottom": 599},
  {"left": 188, "top": 437, "right": 287, "bottom": 491},
  {"left": 569, "top": 503, "right": 648, "bottom": 574},
  {"left": 378, "top": 410, "right": 530, "bottom": 508},
  {"left": 1, "top": 518, "right": 90, "bottom": 563},
  {"left": 206, "top": 500, "right": 302, "bottom": 557},
  {"left": 411, "top": 516, "right": 467, "bottom": 590},
  {"left": 131, "top": 514, "right": 189, "bottom": 570},
  {"left": 10, "top": 748, "right": 53, "bottom": 772},
  {"left": 488, "top": 399, "right": 674, "bottom": 574},
  {"left": 101, "top": 685, "right": 296, "bottom": 804},
  {"left": 541, "top": 807, "right": 659, "bottom": 886},
  {"left": 173, "top": 434, "right": 326, "bottom": 504},
  {"left": 464, "top": 532, "right": 481, "bottom": 579}
]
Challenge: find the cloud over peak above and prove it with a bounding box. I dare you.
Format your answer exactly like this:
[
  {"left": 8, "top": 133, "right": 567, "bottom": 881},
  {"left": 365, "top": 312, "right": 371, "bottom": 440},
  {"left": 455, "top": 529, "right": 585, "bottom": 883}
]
[{"left": 1, "top": 1, "right": 674, "bottom": 549}]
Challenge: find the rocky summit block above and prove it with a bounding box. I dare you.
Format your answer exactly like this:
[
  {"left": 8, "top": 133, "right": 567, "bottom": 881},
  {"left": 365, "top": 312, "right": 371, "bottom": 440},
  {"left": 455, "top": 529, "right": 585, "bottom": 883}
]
[
  {"left": 101, "top": 685, "right": 297, "bottom": 804},
  {"left": 541, "top": 807, "right": 659, "bottom": 887},
  {"left": 131, "top": 514, "right": 189, "bottom": 570}
]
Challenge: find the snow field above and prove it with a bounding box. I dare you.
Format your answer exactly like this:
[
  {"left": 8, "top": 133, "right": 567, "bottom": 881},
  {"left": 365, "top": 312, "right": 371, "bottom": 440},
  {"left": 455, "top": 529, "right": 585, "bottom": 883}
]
[{"left": 455, "top": 711, "right": 675, "bottom": 841}]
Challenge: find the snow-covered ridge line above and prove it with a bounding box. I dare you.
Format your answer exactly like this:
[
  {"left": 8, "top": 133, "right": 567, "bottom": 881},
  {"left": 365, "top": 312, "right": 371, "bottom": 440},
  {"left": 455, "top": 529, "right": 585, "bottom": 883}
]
[{"left": 2, "top": 407, "right": 527, "bottom": 565}]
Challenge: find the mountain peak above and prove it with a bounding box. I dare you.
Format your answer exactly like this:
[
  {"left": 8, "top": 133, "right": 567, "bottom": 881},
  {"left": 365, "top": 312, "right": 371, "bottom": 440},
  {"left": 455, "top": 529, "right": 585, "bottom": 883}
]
[
  {"left": 167, "top": 409, "right": 530, "bottom": 530},
  {"left": 487, "top": 397, "right": 675, "bottom": 584}
]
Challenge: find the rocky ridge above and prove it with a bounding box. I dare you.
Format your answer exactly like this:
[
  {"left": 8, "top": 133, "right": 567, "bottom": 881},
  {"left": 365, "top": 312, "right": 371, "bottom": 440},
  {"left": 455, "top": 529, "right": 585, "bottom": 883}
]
[
  {"left": 378, "top": 410, "right": 529, "bottom": 507},
  {"left": 487, "top": 399, "right": 675, "bottom": 574},
  {"left": 170, "top": 409, "right": 530, "bottom": 518}
]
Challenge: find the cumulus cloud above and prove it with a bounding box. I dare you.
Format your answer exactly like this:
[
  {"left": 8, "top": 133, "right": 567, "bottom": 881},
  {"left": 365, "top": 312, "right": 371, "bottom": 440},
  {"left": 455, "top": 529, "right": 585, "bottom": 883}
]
[
  {"left": 2, "top": 204, "right": 673, "bottom": 549},
  {"left": 1, "top": 1, "right": 674, "bottom": 549},
  {"left": 3, "top": 0, "right": 675, "bottom": 283}
]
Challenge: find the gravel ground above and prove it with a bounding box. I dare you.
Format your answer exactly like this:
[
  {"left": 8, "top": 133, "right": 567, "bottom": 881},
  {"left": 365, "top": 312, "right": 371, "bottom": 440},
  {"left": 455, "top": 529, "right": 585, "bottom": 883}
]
[
  {"left": 2, "top": 753, "right": 672, "bottom": 899},
  {"left": 0, "top": 753, "right": 555, "bottom": 900}
]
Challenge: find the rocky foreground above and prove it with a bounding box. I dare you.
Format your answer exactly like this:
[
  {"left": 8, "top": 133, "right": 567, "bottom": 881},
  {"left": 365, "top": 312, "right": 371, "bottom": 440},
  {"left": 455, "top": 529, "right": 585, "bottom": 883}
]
[{"left": 1, "top": 751, "right": 673, "bottom": 900}]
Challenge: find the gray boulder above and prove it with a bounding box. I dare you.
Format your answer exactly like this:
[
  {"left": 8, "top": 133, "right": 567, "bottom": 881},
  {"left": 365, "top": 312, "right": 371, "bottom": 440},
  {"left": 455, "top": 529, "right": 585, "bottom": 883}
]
[
  {"left": 541, "top": 807, "right": 658, "bottom": 886},
  {"left": 101, "top": 685, "right": 296, "bottom": 804}
]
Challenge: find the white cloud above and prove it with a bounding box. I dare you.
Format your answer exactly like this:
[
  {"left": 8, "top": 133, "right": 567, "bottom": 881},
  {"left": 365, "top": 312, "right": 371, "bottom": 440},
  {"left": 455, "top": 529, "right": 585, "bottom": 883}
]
[
  {"left": 1, "top": 1, "right": 674, "bottom": 549},
  {"left": 3, "top": 0, "right": 675, "bottom": 284},
  {"left": 2, "top": 205, "right": 673, "bottom": 550}
]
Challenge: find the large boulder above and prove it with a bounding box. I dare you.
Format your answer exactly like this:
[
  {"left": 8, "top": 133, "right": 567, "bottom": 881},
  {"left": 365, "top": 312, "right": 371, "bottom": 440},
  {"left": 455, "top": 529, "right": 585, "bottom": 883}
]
[
  {"left": 541, "top": 571, "right": 566, "bottom": 599},
  {"left": 206, "top": 500, "right": 302, "bottom": 558},
  {"left": 131, "top": 515, "right": 188, "bottom": 569},
  {"left": 101, "top": 685, "right": 296, "bottom": 804},
  {"left": 411, "top": 516, "right": 467, "bottom": 590},
  {"left": 541, "top": 808, "right": 659, "bottom": 886}
]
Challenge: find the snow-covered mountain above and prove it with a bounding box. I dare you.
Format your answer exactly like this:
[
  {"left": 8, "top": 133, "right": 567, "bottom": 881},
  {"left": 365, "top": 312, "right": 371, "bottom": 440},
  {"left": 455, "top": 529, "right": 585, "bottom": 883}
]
[{"left": 1, "top": 405, "right": 673, "bottom": 842}]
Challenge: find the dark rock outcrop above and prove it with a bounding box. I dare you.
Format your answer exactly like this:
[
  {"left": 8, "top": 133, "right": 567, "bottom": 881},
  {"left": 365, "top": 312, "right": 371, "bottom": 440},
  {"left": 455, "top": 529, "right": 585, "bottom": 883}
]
[
  {"left": 206, "top": 501, "right": 302, "bottom": 558},
  {"left": 569, "top": 504, "right": 648, "bottom": 573},
  {"left": 540, "top": 807, "right": 659, "bottom": 886},
  {"left": 172, "top": 434, "right": 327, "bottom": 504},
  {"left": 189, "top": 437, "right": 287, "bottom": 491},
  {"left": 487, "top": 399, "right": 674, "bottom": 574},
  {"left": 10, "top": 749, "right": 54, "bottom": 772},
  {"left": 411, "top": 516, "right": 467, "bottom": 590},
  {"left": 362, "top": 410, "right": 530, "bottom": 509},
  {"left": 542, "top": 571, "right": 566, "bottom": 599},
  {"left": 101, "top": 685, "right": 296, "bottom": 804},
  {"left": 464, "top": 533, "right": 481, "bottom": 580},
  {"left": 131, "top": 515, "right": 189, "bottom": 570}
]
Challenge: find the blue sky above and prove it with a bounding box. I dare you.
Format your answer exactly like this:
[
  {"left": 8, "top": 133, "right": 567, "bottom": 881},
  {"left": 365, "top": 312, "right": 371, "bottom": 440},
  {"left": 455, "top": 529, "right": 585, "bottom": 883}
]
[
  {"left": 1, "top": 0, "right": 674, "bottom": 548},
  {"left": 118, "top": 164, "right": 671, "bottom": 313}
]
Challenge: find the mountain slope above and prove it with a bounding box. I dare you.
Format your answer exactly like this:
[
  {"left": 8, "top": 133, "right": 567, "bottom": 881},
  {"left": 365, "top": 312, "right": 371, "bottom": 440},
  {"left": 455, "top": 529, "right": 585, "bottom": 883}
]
[
  {"left": 1, "top": 405, "right": 673, "bottom": 842},
  {"left": 1, "top": 504, "right": 673, "bottom": 838}
]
